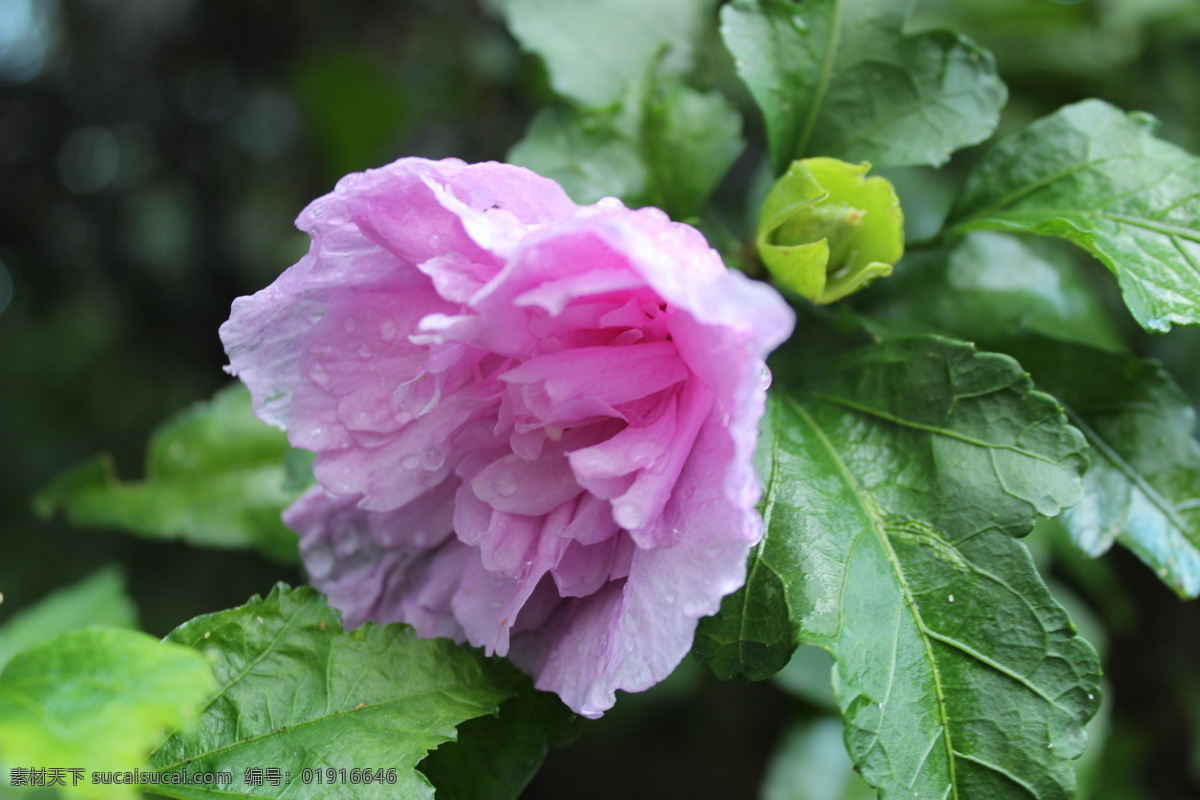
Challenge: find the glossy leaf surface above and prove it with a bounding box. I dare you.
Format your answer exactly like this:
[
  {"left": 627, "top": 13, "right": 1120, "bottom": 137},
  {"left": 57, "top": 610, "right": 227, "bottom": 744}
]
[
  {"left": 1012, "top": 340, "right": 1200, "bottom": 598},
  {"left": 148, "top": 585, "right": 521, "bottom": 800},
  {"left": 696, "top": 337, "right": 1099, "bottom": 799},
  {"left": 949, "top": 99, "right": 1200, "bottom": 332},
  {"left": 722, "top": 0, "right": 1005, "bottom": 173}
]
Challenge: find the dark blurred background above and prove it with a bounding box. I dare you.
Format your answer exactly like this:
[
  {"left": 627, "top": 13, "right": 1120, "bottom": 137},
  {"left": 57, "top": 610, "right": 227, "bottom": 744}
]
[{"left": 1, "top": 1, "right": 1199, "bottom": 798}]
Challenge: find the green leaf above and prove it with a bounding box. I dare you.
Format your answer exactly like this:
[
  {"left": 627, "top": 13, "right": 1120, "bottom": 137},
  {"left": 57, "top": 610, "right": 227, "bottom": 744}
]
[
  {"left": 696, "top": 337, "right": 1099, "bottom": 799},
  {"left": 508, "top": 106, "right": 645, "bottom": 206},
  {"left": 642, "top": 82, "right": 744, "bottom": 219},
  {"left": 34, "top": 383, "right": 309, "bottom": 563},
  {"left": 757, "top": 157, "right": 903, "bottom": 303},
  {"left": 0, "top": 628, "right": 214, "bottom": 800},
  {"left": 947, "top": 99, "right": 1200, "bottom": 332},
  {"left": 722, "top": 0, "right": 1006, "bottom": 174},
  {"left": 499, "top": 0, "right": 718, "bottom": 108},
  {"left": 418, "top": 686, "right": 582, "bottom": 800},
  {"left": 511, "top": 76, "right": 743, "bottom": 220},
  {"left": 147, "top": 585, "right": 522, "bottom": 800},
  {"left": 864, "top": 231, "right": 1126, "bottom": 352},
  {"left": 0, "top": 567, "right": 137, "bottom": 670},
  {"left": 1008, "top": 339, "right": 1200, "bottom": 599}
]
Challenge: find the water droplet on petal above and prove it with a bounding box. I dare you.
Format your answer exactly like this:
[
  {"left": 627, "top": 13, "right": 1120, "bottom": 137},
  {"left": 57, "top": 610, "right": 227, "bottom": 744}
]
[
  {"left": 493, "top": 476, "right": 518, "bottom": 498},
  {"left": 380, "top": 318, "right": 397, "bottom": 342},
  {"left": 357, "top": 344, "right": 372, "bottom": 358},
  {"left": 343, "top": 317, "right": 357, "bottom": 333},
  {"left": 630, "top": 441, "right": 662, "bottom": 467},
  {"left": 401, "top": 453, "right": 422, "bottom": 470},
  {"left": 309, "top": 363, "right": 330, "bottom": 387}
]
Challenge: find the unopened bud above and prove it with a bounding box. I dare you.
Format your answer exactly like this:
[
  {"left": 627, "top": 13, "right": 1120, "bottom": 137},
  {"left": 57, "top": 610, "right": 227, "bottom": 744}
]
[{"left": 756, "top": 158, "right": 903, "bottom": 304}]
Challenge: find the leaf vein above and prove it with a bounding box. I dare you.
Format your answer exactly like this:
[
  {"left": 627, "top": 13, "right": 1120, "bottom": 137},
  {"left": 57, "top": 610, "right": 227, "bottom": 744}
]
[{"left": 792, "top": 399, "right": 960, "bottom": 797}]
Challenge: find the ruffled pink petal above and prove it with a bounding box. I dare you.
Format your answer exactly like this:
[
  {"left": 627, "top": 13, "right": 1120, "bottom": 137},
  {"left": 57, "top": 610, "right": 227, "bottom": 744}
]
[
  {"left": 470, "top": 451, "right": 583, "bottom": 517},
  {"left": 285, "top": 479, "right": 457, "bottom": 629},
  {"left": 235, "top": 157, "right": 795, "bottom": 719},
  {"left": 453, "top": 502, "right": 573, "bottom": 656},
  {"left": 500, "top": 342, "right": 688, "bottom": 429}
]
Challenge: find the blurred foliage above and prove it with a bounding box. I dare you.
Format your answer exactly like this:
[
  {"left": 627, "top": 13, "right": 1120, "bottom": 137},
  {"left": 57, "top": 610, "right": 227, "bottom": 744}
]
[{"left": 1, "top": 1, "right": 1199, "bottom": 798}]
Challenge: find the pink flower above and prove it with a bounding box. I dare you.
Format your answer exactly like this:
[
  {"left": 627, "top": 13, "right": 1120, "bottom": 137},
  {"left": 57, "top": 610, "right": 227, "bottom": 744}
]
[{"left": 221, "top": 157, "right": 794, "bottom": 717}]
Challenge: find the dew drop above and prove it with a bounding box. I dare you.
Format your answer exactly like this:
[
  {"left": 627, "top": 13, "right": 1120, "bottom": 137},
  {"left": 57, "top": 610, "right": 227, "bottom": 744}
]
[
  {"left": 401, "top": 453, "right": 422, "bottom": 470},
  {"left": 380, "top": 318, "right": 398, "bottom": 342},
  {"left": 357, "top": 344, "right": 371, "bottom": 358},
  {"left": 630, "top": 442, "right": 661, "bottom": 466},
  {"left": 309, "top": 363, "right": 331, "bottom": 387},
  {"left": 948, "top": 594, "right": 955, "bottom": 603},
  {"left": 790, "top": 14, "right": 807, "bottom": 32},
  {"left": 493, "top": 476, "right": 518, "bottom": 498},
  {"left": 343, "top": 317, "right": 357, "bottom": 333}
]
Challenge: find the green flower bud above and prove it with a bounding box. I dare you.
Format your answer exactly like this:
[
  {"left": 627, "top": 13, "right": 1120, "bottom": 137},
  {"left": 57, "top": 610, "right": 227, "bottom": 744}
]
[{"left": 756, "top": 158, "right": 904, "bottom": 304}]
